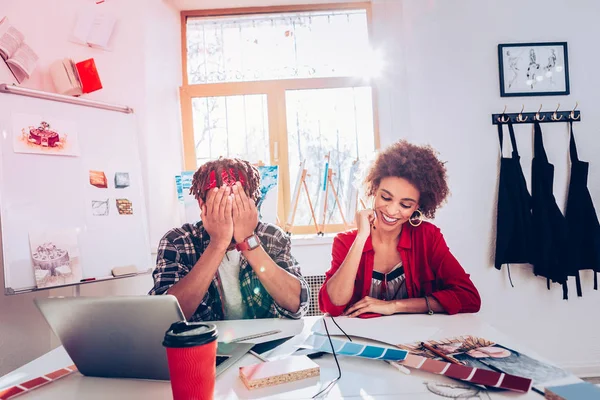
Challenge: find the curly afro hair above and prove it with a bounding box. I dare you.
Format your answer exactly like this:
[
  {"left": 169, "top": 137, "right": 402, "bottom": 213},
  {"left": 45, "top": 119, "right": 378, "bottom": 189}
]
[
  {"left": 364, "top": 140, "right": 449, "bottom": 219},
  {"left": 190, "top": 158, "right": 261, "bottom": 204}
]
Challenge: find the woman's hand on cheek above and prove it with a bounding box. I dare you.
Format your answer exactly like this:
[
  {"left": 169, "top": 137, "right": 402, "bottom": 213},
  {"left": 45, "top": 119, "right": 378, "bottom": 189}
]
[{"left": 356, "top": 209, "right": 376, "bottom": 239}]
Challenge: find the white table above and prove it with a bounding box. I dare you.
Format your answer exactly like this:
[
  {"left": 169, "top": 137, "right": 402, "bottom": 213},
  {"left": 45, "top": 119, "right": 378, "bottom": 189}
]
[{"left": 0, "top": 314, "right": 576, "bottom": 399}]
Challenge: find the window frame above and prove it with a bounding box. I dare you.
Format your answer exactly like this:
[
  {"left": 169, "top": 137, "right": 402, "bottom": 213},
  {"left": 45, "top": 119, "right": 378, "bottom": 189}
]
[{"left": 179, "top": 3, "right": 380, "bottom": 235}]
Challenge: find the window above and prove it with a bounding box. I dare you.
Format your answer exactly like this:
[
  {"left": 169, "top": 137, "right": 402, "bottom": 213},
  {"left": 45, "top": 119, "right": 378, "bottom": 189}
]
[
  {"left": 180, "top": 3, "right": 379, "bottom": 234},
  {"left": 191, "top": 94, "right": 270, "bottom": 165}
]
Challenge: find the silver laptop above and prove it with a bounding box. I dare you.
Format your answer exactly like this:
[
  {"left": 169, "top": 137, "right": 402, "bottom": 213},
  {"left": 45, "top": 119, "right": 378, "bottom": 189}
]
[{"left": 34, "top": 295, "right": 253, "bottom": 380}]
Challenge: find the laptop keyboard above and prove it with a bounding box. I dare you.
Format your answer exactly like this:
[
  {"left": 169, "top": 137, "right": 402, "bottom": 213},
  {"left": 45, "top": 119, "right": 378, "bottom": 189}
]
[{"left": 216, "top": 355, "right": 230, "bottom": 366}]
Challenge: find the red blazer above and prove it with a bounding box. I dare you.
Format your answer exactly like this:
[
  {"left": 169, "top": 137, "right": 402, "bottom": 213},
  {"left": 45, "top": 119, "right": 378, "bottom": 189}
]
[{"left": 318, "top": 222, "right": 481, "bottom": 316}]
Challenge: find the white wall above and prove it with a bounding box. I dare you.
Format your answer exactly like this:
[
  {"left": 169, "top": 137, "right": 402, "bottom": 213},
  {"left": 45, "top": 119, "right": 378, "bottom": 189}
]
[
  {"left": 371, "top": 0, "right": 600, "bottom": 376},
  {"left": 0, "top": 0, "right": 181, "bottom": 375}
]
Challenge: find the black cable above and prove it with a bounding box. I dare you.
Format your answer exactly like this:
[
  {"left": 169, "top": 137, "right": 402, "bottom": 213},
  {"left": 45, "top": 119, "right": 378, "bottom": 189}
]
[
  {"left": 330, "top": 316, "right": 352, "bottom": 342},
  {"left": 312, "top": 318, "right": 342, "bottom": 398}
]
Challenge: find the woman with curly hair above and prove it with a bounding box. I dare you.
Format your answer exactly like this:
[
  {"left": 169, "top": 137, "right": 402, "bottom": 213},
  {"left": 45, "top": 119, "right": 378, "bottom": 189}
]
[{"left": 319, "top": 141, "right": 481, "bottom": 317}]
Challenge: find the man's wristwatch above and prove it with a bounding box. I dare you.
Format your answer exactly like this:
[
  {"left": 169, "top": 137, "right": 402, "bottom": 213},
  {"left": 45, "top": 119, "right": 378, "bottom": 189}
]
[{"left": 235, "top": 234, "right": 260, "bottom": 252}]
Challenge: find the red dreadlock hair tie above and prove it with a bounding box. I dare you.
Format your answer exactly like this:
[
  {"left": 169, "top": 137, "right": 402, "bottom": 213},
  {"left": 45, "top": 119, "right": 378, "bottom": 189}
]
[{"left": 203, "top": 168, "right": 247, "bottom": 191}]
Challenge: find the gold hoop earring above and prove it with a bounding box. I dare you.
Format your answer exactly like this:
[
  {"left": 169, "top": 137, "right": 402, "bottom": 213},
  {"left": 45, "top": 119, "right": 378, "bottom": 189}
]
[{"left": 409, "top": 210, "right": 423, "bottom": 227}]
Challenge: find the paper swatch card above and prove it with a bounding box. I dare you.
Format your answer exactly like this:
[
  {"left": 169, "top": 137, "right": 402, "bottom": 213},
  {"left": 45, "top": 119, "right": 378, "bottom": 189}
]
[
  {"left": 300, "top": 335, "right": 408, "bottom": 361},
  {"left": 0, "top": 365, "right": 77, "bottom": 399},
  {"left": 398, "top": 353, "right": 533, "bottom": 393},
  {"left": 545, "top": 382, "right": 600, "bottom": 400}
]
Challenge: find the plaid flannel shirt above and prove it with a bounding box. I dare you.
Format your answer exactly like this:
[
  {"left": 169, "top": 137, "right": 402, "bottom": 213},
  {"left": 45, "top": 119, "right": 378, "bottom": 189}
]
[{"left": 149, "top": 221, "right": 310, "bottom": 321}]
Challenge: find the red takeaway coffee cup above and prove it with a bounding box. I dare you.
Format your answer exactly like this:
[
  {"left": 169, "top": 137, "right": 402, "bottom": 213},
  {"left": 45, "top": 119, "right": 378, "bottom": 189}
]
[{"left": 163, "top": 321, "right": 218, "bottom": 400}]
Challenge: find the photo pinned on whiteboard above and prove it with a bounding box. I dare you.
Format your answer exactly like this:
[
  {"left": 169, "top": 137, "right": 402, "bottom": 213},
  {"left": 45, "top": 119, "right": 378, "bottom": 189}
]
[
  {"left": 91, "top": 199, "right": 109, "bottom": 216},
  {"left": 114, "top": 172, "right": 130, "bottom": 188},
  {"left": 12, "top": 114, "right": 80, "bottom": 156},
  {"left": 116, "top": 198, "right": 133, "bottom": 215},
  {"left": 89, "top": 170, "right": 108, "bottom": 188},
  {"left": 29, "top": 229, "right": 82, "bottom": 288}
]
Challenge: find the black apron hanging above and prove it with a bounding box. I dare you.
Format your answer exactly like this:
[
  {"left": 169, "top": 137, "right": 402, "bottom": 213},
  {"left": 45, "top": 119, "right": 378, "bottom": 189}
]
[
  {"left": 565, "top": 121, "right": 600, "bottom": 295},
  {"left": 495, "top": 122, "right": 534, "bottom": 272},
  {"left": 531, "top": 121, "right": 570, "bottom": 299}
]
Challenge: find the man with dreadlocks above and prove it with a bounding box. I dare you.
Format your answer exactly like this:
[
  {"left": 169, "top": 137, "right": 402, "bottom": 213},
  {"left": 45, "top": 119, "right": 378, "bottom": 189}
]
[{"left": 149, "top": 158, "right": 310, "bottom": 321}]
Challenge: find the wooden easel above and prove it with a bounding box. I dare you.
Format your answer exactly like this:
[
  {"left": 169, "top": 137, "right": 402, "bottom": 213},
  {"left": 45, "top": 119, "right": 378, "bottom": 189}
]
[
  {"left": 284, "top": 162, "right": 319, "bottom": 235},
  {"left": 316, "top": 153, "right": 349, "bottom": 235},
  {"left": 344, "top": 158, "right": 360, "bottom": 227}
]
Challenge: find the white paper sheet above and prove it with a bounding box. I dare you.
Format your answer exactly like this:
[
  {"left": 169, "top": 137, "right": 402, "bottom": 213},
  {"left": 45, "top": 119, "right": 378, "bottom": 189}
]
[
  {"left": 312, "top": 316, "right": 441, "bottom": 346},
  {"left": 213, "top": 318, "right": 304, "bottom": 345}
]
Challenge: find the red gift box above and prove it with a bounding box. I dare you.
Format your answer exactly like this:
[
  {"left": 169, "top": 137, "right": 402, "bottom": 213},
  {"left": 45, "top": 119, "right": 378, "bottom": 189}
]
[{"left": 75, "top": 58, "right": 102, "bottom": 94}]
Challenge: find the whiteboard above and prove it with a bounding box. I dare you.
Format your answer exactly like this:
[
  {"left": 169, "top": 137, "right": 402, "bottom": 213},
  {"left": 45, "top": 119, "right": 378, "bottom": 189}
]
[{"left": 0, "top": 90, "right": 152, "bottom": 294}]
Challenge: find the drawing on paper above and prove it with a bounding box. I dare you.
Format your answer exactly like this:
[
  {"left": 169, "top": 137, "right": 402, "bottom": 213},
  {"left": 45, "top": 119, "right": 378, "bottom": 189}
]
[
  {"left": 257, "top": 165, "right": 279, "bottom": 224},
  {"left": 498, "top": 42, "right": 569, "bottom": 97},
  {"left": 175, "top": 172, "right": 198, "bottom": 223},
  {"left": 453, "top": 344, "right": 572, "bottom": 389},
  {"left": 89, "top": 170, "right": 108, "bottom": 188},
  {"left": 12, "top": 114, "right": 80, "bottom": 156},
  {"left": 29, "top": 229, "right": 82, "bottom": 288},
  {"left": 91, "top": 199, "right": 109, "bottom": 216},
  {"left": 398, "top": 335, "right": 574, "bottom": 390},
  {"left": 116, "top": 198, "right": 133, "bottom": 215},
  {"left": 114, "top": 172, "right": 130, "bottom": 188}
]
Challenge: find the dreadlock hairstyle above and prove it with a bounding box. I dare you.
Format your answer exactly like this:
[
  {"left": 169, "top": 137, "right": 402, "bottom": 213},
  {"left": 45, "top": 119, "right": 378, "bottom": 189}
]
[{"left": 189, "top": 158, "right": 262, "bottom": 204}]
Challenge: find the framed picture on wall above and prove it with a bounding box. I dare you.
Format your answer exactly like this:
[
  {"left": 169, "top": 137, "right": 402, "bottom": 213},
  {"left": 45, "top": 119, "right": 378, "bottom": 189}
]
[{"left": 498, "top": 42, "right": 570, "bottom": 97}]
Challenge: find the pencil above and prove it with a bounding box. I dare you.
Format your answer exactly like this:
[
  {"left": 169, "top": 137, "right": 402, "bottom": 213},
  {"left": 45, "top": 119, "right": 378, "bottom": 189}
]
[
  {"left": 249, "top": 350, "right": 268, "bottom": 362},
  {"left": 420, "top": 342, "right": 462, "bottom": 365},
  {"left": 230, "top": 329, "right": 281, "bottom": 343},
  {"left": 386, "top": 360, "right": 411, "bottom": 375}
]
